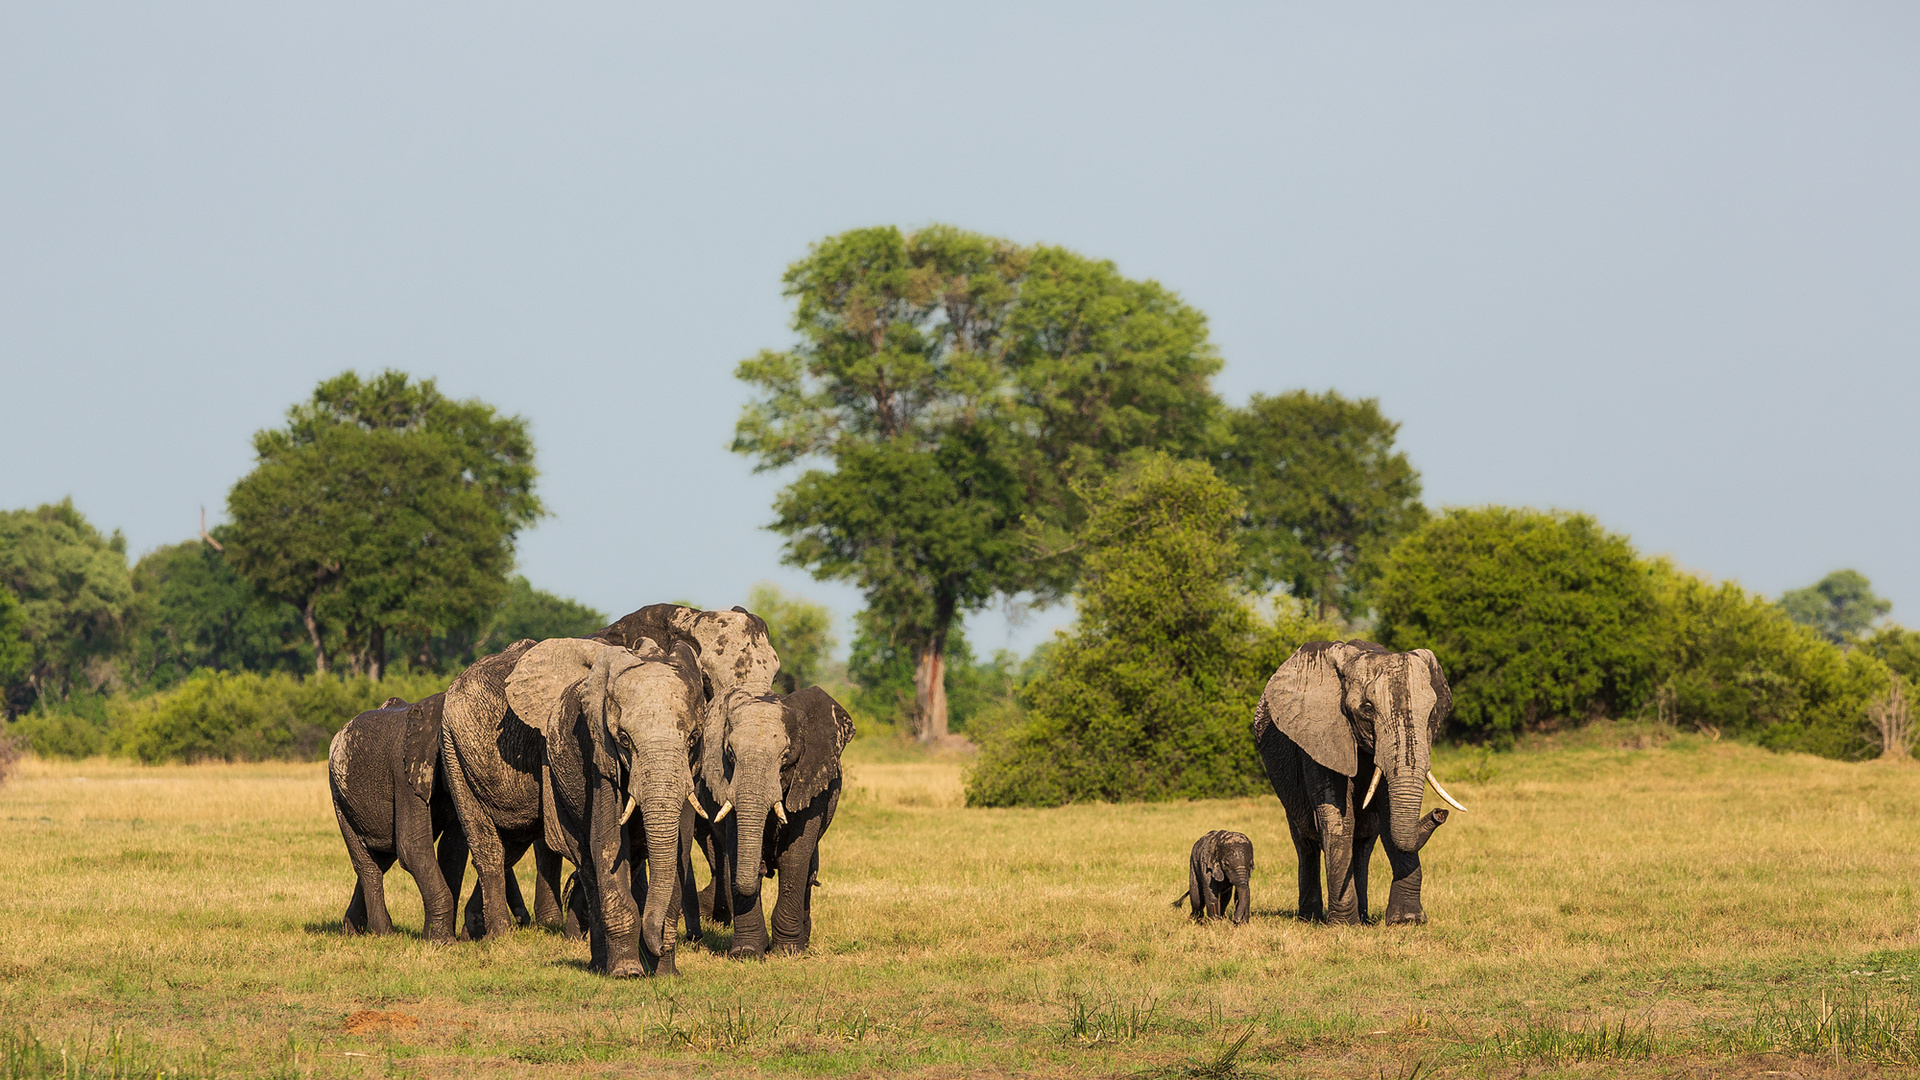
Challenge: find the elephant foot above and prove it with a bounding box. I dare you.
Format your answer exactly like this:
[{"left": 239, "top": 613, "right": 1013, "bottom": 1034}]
[
  {"left": 605, "top": 958, "right": 646, "bottom": 979},
  {"left": 652, "top": 955, "right": 680, "bottom": 977},
  {"left": 770, "top": 941, "right": 805, "bottom": 957},
  {"left": 727, "top": 946, "right": 766, "bottom": 962},
  {"left": 1385, "top": 909, "right": 1427, "bottom": 926}
]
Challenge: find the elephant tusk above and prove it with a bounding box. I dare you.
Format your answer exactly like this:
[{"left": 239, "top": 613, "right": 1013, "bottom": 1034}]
[
  {"left": 617, "top": 791, "right": 638, "bottom": 826},
  {"left": 772, "top": 801, "right": 788, "bottom": 826},
  {"left": 1360, "top": 766, "right": 1383, "bottom": 810},
  {"left": 687, "top": 792, "right": 710, "bottom": 820},
  {"left": 714, "top": 801, "right": 733, "bottom": 824},
  {"left": 1426, "top": 771, "right": 1468, "bottom": 813}
]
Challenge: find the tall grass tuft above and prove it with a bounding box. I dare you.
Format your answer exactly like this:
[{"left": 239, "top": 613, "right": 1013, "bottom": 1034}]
[
  {"left": 0, "top": 1027, "right": 215, "bottom": 1080},
  {"left": 1724, "top": 991, "right": 1920, "bottom": 1065},
  {"left": 1478, "top": 1014, "right": 1657, "bottom": 1065}
]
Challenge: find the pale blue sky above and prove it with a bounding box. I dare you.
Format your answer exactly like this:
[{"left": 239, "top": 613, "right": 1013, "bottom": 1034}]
[{"left": 2, "top": 3, "right": 1915, "bottom": 657}]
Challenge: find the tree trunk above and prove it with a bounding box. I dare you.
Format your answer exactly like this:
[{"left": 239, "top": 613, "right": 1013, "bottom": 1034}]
[
  {"left": 368, "top": 624, "right": 386, "bottom": 681},
  {"left": 303, "top": 599, "right": 329, "bottom": 675},
  {"left": 913, "top": 644, "right": 947, "bottom": 743}
]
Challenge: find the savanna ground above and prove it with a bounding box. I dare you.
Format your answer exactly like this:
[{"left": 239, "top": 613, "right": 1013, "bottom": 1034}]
[{"left": 4, "top": 724, "right": 1920, "bottom": 1079}]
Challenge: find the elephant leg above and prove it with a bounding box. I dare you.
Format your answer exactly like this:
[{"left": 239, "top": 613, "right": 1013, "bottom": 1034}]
[
  {"left": 335, "top": 801, "right": 394, "bottom": 936},
  {"left": 442, "top": 764, "right": 515, "bottom": 940},
  {"left": 1351, "top": 833, "right": 1378, "bottom": 925},
  {"left": 434, "top": 824, "right": 470, "bottom": 940},
  {"left": 495, "top": 835, "right": 532, "bottom": 928},
  {"left": 770, "top": 803, "right": 826, "bottom": 955},
  {"left": 396, "top": 800, "right": 455, "bottom": 943},
  {"left": 695, "top": 815, "right": 731, "bottom": 926},
  {"left": 562, "top": 870, "right": 589, "bottom": 940},
  {"left": 587, "top": 790, "right": 643, "bottom": 977},
  {"left": 677, "top": 799, "right": 701, "bottom": 944},
  {"left": 533, "top": 843, "right": 563, "bottom": 927},
  {"left": 1382, "top": 838, "right": 1426, "bottom": 925},
  {"left": 1315, "top": 799, "right": 1360, "bottom": 925},
  {"left": 1290, "top": 831, "right": 1323, "bottom": 921}
]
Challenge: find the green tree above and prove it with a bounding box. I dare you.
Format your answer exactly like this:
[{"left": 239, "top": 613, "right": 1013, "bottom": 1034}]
[
  {"left": 1779, "top": 569, "right": 1890, "bottom": 644},
  {"left": 1375, "top": 507, "right": 1659, "bottom": 738},
  {"left": 747, "top": 583, "right": 836, "bottom": 694},
  {"left": 225, "top": 371, "right": 543, "bottom": 677},
  {"left": 127, "top": 530, "right": 310, "bottom": 689},
  {"left": 1864, "top": 625, "right": 1920, "bottom": 685},
  {"left": 734, "top": 225, "right": 1222, "bottom": 741},
  {"left": 482, "top": 576, "right": 606, "bottom": 649},
  {"left": 1216, "top": 390, "right": 1426, "bottom": 620},
  {"left": 1653, "top": 564, "right": 1893, "bottom": 758},
  {"left": 966, "top": 454, "right": 1338, "bottom": 806},
  {"left": 0, "top": 499, "right": 134, "bottom": 712},
  {"left": 0, "top": 586, "right": 32, "bottom": 712}
]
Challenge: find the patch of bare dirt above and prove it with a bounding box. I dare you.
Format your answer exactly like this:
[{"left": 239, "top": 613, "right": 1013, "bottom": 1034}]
[{"left": 343, "top": 1010, "right": 419, "bottom": 1035}]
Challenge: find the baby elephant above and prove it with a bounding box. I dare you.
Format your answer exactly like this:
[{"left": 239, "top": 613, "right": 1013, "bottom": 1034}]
[{"left": 1172, "top": 830, "right": 1254, "bottom": 924}]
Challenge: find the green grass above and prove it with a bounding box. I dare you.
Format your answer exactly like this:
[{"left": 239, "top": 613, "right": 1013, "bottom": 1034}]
[{"left": 3, "top": 722, "right": 1919, "bottom": 1076}]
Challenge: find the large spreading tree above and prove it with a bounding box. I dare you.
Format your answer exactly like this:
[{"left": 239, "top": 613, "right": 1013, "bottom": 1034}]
[
  {"left": 734, "top": 225, "right": 1222, "bottom": 741},
  {"left": 225, "top": 371, "right": 543, "bottom": 677},
  {"left": 1216, "top": 390, "right": 1427, "bottom": 621}
]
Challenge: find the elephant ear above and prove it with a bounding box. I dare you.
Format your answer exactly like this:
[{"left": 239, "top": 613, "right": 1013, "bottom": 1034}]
[
  {"left": 666, "top": 641, "right": 703, "bottom": 736},
  {"left": 1411, "top": 648, "right": 1452, "bottom": 737},
  {"left": 1254, "top": 640, "right": 1367, "bottom": 778},
  {"left": 505, "top": 638, "right": 605, "bottom": 747},
  {"left": 780, "top": 685, "right": 855, "bottom": 813},
  {"left": 401, "top": 693, "right": 446, "bottom": 805}
]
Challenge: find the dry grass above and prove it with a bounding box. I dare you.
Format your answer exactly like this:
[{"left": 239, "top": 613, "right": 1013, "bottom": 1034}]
[{"left": 3, "top": 723, "right": 1920, "bottom": 1077}]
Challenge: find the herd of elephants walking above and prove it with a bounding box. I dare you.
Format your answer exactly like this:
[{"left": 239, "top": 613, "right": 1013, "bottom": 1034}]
[{"left": 329, "top": 602, "right": 1468, "bottom": 978}]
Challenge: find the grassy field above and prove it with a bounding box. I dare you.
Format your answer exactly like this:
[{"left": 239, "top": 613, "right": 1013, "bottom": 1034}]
[{"left": 4, "top": 724, "right": 1920, "bottom": 1078}]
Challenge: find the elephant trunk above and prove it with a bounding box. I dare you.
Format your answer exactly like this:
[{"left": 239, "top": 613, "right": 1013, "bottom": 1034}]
[
  {"left": 1407, "top": 808, "right": 1450, "bottom": 852},
  {"left": 731, "top": 786, "right": 771, "bottom": 899},
  {"left": 1387, "top": 771, "right": 1427, "bottom": 853},
  {"left": 1230, "top": 865, "right": 1251, "bottom": 925},
  {"left": 639, "top": 794, "right": 679, "bottom": 959}
]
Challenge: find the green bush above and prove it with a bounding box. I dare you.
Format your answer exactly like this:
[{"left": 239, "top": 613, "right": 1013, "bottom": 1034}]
[
  {"left": 1652, "top": 564, "right": 1892, "bottom": 759},
  {"left": 966, "top": 454, "right": 1340, "bottom": 807},
  {"left": 1375, "top": 507, "right": 1659, "bottom": 738}
]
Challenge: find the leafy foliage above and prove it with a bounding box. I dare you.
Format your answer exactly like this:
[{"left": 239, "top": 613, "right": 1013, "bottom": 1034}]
[
  {"left": 1779, "top": 569, "right": 1891, "bottom": 644},
  {"left": 13, "top": 669, "right": 450, "bottom": 763},
  {"left": 966, "top": 454, "right": 1340, "bottom": 806},
  {"left": 0, "top": 587, "right": 31, "bottom": 708},
  {"left": 734, "top": 225, "right": 1222, "bottom": 738},
  {"left": 0, "top": 499, "right": 134, "bottom": 713},
  {"left": 747, "top": 583, "right": 837, "bottom": 694},
  {"left": 1863, "top": 625, "right": 1920, "bottom": 685},
  {"left": 1651, "top": 564, "right": 1893, "bottom": 758},
  {"left": 225, "top": 371, "right": 542, "bottom": 677},
  {"left": 846, "top": 612, "right": 1023, "bottom": 735},
  {"left": 1216, "top": 390, "right": 1426, "bottom": 619},
  {"left": 1375, "top": 508, "right": 1659, "bottom": 738},
  {"left": 127, "top": 531, "right": 311, "bottom": 689},
  {"left": 480, "top": 575, "right": 606, "bottom": 651}
]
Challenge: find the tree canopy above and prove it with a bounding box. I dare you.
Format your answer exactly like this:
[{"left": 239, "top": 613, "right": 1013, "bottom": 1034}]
[
  {"left": 129, "top": 530, "right": 310, "bottom": 688},
  {"left": 747, "top": 583, "right": 837, "bottom": 695},
  {"left": 1216, "top": 390, "right": 1426, "bottom": 620},
  {"left": 1779, "top": 569, "right": 1890, "bottom": 644},
  {"left": 1375, "top": 507, "right": 1660, "bottom": 736},
  {"left": 734, "top": 225, "right": 1222, "bottom": 740},
  {"left": 966, "top": 454, "right": 1339, "bottom": 806},
  {"left": 0, "top": 499, "right": 134, "bottom": 712},
  {"left": 225, "top": 371, "right": 543, "bottom": 677}
]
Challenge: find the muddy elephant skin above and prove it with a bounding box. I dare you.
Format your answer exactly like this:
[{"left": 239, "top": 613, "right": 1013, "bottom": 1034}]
[
  {"left": 1173, "top": 830, "right": 1254, "bottom": 925},
  {"left": 1253, "top": 640, "right": 1459, "bottom": 926}
]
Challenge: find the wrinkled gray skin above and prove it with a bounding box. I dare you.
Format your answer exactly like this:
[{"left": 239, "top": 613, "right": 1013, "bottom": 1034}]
[
  {"left": 1172, "top": 830, "right": 1254, "bottom": 925},
  {"left": 589, "top": 604, "right": 781, "bottom": 942},
  {"left": 329, "top": 694, "right": 540, "bottom": 940},
  {"left": 507, "top": 636, "right": 703, "bottom": 977},
  {"left": 713, "top": 685, "right": 855, "bottom": 959},
  {"left": 1254, "top": 640, "right": 1453, "bottom": 925},
  {"left": 438, "top": 640, "right": 568, "bottom": 940}
]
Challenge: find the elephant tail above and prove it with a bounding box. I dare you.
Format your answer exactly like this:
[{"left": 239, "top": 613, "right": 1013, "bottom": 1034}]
[{"left": 1170, "top": 889, "right": 1191, "bottom": 908}]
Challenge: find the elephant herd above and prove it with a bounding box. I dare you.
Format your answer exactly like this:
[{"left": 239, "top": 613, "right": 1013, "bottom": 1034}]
[
  {"left": 328, "top": 603, "right": 853, "bottom": 977},
  {"left": 329, "top": 627, "right": 1470, "bottom": 976}
]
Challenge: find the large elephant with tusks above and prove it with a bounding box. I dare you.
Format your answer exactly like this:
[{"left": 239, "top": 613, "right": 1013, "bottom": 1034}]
[{"left": 1253, "top": 640, "right": 1467, "bottom": 925}]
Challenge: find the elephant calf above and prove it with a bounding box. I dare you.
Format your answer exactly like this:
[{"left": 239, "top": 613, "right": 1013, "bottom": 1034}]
[{"left": 1173, "top": 830, "right": 1254, "bottom": 924}]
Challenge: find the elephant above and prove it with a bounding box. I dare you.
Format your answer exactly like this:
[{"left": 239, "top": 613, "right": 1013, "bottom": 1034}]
[
  {"left": 710, "top": 685, "right": 854, "bottom": 959},
  {"left": 1252, "top": 640, "right": 1467, "bottom": 926},
  {"left": 588, "top": 603, "right": 781, "bottom": 939},
  {"left": 1172, "top": 830, "right": 1254, "bottom": 925},
  {"left": 504, "top": 635, "right": 704, "bottom": 977},
  {"left": 437, "top": 639, "right": 571, "bottom": 940},
  {"left": 328, "top": 694, "right": 541, "bottom": 940}
]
